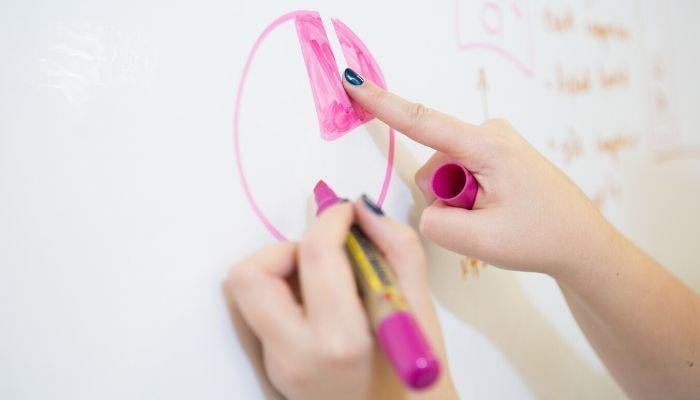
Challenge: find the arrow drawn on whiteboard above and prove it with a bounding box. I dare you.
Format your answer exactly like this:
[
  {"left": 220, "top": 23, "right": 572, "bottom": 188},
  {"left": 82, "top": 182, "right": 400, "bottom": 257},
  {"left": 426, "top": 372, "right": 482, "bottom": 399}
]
[{"left": 476, "top": 67, "right": 489, "bottom": 120}]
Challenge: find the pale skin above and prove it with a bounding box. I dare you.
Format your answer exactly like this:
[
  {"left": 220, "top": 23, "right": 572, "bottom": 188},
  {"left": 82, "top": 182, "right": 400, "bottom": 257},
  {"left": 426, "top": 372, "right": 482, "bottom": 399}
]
[{"left": 227, "top": 71, "right": 700, "bottom": 399}]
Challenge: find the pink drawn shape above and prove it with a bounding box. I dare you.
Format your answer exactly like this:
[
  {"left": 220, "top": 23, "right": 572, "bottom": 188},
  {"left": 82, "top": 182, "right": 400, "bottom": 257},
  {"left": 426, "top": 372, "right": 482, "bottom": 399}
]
[
  {"left": 455, "top": 0, "right": 534, "bottom": 77},
  {"left": 296, "top": 12, "right": 370, "bottom": 141},
  {"left": 480, "top": 2, "right": 504, "bottom": 35},
  {"left": 233, "top": 10, "right": 395, "bottom": 241}
]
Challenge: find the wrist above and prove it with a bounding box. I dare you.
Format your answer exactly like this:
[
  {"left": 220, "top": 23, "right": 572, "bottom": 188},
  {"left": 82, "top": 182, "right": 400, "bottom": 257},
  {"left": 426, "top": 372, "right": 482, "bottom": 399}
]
[{"left": 550, "top": 216, "right": 633, "bottom": 288}]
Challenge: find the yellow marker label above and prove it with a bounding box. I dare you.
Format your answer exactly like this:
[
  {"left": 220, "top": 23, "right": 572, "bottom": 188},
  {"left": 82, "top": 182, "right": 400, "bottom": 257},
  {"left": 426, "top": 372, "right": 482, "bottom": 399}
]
[
  {"left": 346, "top": 233, "right": 384, "bottom": 291},
  {"left": 345, "top": 226, "right": 407, "bottom": 312}
]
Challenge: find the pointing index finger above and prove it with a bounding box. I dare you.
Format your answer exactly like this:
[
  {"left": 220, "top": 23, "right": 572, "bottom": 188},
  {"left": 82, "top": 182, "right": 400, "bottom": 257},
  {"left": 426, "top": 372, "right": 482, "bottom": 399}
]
[{"left": 343, "top": 69, "right": 486, "bottom": 160}]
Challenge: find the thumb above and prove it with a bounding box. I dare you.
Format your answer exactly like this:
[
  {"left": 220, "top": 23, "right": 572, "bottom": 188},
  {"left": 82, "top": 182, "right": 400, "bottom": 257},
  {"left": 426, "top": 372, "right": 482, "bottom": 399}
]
[{"left": 342, "top": 67, "right": 487, "bottom": 167}]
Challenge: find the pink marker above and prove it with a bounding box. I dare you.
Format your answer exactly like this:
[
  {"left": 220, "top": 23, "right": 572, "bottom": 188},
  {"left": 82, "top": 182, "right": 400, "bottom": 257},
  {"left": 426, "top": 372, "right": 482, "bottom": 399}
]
[
  {"left": 313, "top": 180, "right": 440, "bottom": 390},
  {"left": 430, "top": 162, "right": 479, "bottom": 209}
]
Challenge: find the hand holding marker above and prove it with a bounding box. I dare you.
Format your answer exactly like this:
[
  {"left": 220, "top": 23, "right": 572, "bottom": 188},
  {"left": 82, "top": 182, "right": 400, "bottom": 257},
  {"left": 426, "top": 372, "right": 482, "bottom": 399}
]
[
  {"left": 228, "top": 188, "right": 457, "bottom": 399},
  {"left": 313, "top": 181, "right": 440, "bottom": 389}
]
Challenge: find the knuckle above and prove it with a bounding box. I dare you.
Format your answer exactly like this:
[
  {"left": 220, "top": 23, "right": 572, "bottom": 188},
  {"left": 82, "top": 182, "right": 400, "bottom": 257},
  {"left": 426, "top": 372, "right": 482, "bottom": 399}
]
[
  {"left": 227, "top": 263, "right": 255, "bottom": 293},
  {"left": 484, "top": 117, "right": 511, "bottom": 131},
  {"left": 320, "top": 335, "right": 372, "bottom": 367},
  {"left": 406, "top": 102, "right": 429, "bottom": 135},
  {"left": 272, "top": 355, "right": 311, "bottom": 388},
  {"left": 480, "top": 118, "right": 522, "bottom": 154},
  {"left": 298, "top": 236, "right": 327, "bottom": 265},
  {"left": 491, "top": 134, "right": 521, "bottom": 158},
  {"left": 483, "top": 118, "right": 520, "bottom": 143}
]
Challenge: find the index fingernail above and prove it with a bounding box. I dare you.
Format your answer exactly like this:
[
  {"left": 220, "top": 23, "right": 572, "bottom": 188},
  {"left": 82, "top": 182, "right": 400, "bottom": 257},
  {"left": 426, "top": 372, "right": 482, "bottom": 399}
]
[
  {"left": 344, "top": 68, "right": 364, "bottom": 86},
  {"left": 361, "top": 194, "right": 384, "bottom": 216}
]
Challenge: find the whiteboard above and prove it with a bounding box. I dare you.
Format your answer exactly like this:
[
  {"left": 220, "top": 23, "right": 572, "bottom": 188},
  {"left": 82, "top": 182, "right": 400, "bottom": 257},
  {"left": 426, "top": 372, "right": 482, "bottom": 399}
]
[{"left": 1, "top": 1, "right": 699, "bottom": 399}]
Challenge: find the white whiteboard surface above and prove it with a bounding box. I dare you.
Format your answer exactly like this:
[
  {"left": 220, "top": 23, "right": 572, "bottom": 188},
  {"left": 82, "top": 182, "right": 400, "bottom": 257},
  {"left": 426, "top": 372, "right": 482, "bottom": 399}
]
[{"left": 1, "top": 1, "right": 699, "bottom": 399}]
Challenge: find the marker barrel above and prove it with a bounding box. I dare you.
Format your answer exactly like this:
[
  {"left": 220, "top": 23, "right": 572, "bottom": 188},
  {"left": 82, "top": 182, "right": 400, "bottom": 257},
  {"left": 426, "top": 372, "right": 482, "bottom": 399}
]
[
  {"left": 346, "top": 226, "right": 440, "bottom": 390},
  {"left": 377, "top": 311, "right": 440, "bottom": 389}
]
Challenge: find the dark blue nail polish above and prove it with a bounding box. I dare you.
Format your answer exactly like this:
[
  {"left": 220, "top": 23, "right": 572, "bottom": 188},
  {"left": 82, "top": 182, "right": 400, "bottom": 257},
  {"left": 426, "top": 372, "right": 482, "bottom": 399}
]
[
  {"left": 362, "top": 194, "right": 384, "bottom": 216},
  {"left": 344, "top": 68, "right": 364, "bottom": 86}
]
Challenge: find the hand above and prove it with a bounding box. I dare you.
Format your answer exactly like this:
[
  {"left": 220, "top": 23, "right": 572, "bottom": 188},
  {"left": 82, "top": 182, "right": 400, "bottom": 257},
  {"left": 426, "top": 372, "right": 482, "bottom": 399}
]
[
  {"left": 343, "top": 71, "right": 619, "bottom": 277},
  {"left": 227, "top": 199, "right": 458, "bottom": 400}
]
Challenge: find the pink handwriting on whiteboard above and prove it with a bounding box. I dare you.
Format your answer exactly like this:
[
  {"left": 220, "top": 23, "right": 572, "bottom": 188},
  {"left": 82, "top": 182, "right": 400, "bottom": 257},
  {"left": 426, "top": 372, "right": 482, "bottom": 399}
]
[
  {"left": 233, "top": 10, "right": 395, "bottom": 240},
  {"left": 455, "top": 0, "right": 534, "bottom": 76}
]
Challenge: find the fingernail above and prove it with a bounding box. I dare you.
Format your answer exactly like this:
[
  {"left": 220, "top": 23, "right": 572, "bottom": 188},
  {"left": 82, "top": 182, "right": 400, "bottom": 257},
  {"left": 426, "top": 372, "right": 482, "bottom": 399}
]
[
  {"left": 344, "top": 68, "right": 364, "bottom": 86},
  {"left": 361, "top": 194, "right": 384, "bottom": 216}
]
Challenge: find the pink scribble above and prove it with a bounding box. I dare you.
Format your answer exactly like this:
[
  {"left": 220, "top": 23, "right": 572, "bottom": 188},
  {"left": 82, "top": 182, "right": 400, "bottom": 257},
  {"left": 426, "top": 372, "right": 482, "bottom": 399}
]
[
  {"left": 233, "top": 10, "right": 395, "bottom": 241},
  {"left": 295, "top": 13, "right": 369, "bottom": 140},
  {"left": 332, "top": 18, "right": 387, "bottom": 120},
  {"left": 455, "top": 0, "right": 534, "bottom": 77}
]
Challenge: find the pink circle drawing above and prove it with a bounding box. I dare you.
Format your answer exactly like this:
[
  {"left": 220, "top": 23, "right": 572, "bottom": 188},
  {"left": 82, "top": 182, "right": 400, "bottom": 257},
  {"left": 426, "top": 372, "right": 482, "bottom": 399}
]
[
  {"left": 233, "top": 10, "right": 395, "bottom": 241},
  {"left": 480, "top": 2, "right": 504, "bottom": 35},
  {"left": 455, "top": 0, "right": 534, "bottom": 76}
]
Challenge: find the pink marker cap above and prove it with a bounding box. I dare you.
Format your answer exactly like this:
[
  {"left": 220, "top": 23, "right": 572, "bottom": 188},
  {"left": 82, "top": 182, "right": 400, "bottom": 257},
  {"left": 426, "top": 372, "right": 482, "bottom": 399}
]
[
  {"left": 430, "top": 162, "right": 478, "bottom": 209},
  {"left": 377, "top": 311, "right": 440, "bottom": 389}
]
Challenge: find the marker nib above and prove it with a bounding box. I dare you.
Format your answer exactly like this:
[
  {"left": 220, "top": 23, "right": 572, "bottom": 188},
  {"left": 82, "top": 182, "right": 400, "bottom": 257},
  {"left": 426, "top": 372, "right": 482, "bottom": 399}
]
[
  {"left": 314, "top": 179, "right": 331, "bottom": 194},
  {"left": 313, "top": 180, "right": 340, "bottom": 214}
]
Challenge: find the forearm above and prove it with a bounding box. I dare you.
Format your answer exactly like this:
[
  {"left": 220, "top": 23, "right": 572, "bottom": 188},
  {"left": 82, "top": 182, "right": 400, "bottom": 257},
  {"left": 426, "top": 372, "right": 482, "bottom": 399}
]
[{"left": 555, "top": 228, "right": 700, "bottom": 399}]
